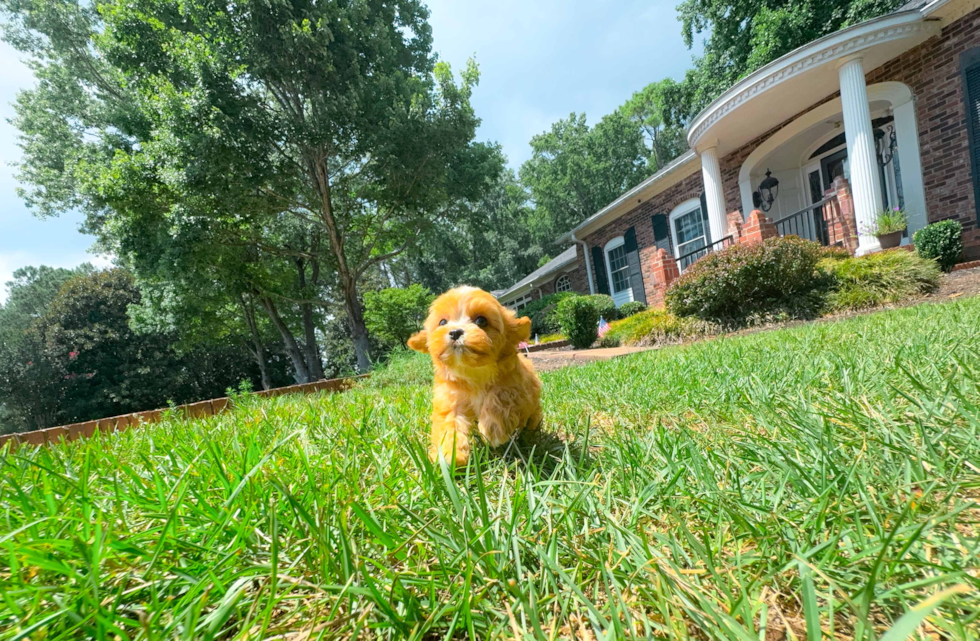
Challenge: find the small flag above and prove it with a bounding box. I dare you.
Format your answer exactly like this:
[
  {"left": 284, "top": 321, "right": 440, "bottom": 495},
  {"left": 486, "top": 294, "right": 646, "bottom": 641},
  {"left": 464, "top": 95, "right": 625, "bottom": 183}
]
[
  {"left": 597, "top": 317, "right": 610, "bottom": 339},
  {"left": 518, "top": 340, "right": 530, "bottom": 354}
]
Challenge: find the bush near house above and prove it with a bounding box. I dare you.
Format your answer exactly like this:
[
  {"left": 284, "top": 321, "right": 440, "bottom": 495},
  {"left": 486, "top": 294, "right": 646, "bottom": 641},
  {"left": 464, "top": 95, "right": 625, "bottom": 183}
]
[
  {"left": 617, "top": 301, "right": 647, "bottom": 317},
  {"left": 605, "top": 307, "right": 717, "bottom": 347},
  {"left": 821, "top": 250, "right": 942, "bottom": 311},
  {"left": 665, "top": 236, "right": 827, "bottom": 324},
  {"left": 556, "top": 296, "right": 600, "bottom": 349},
  {"left": 584, "top": 294, "right": 619, "bottom": 321},
  {"left": 914, "top": 220, "right": 963, "bottom": 272},
  {"left": 523, "top": 291, "right": 577, "bottom": 336},
  {"left": 363, "top": 284, "right": 435, "bottom": 350}
]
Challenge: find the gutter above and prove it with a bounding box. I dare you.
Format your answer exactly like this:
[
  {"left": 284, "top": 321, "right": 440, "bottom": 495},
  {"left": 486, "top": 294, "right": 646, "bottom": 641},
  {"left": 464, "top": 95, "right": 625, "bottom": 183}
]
[{"left": 570, "top": 231, "right": 595, "bottom": 295}]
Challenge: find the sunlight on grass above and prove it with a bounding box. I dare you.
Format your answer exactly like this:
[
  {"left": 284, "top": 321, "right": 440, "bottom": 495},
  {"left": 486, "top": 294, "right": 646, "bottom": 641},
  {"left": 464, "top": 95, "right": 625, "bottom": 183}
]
[{"left": 2, "top": 298, "right": 979, "bottom": 639}]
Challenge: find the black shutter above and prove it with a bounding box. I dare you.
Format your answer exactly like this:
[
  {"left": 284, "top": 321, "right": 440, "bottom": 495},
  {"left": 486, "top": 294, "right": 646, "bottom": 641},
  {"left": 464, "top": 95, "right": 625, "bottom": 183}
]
[
  {"left": 623, "top": 227, "right": 647, "bottom": 305},
  {"left": 591, "top": 246, "right": 610, "bottom": 295},
  {"left": 699, "top": 191, "right": 712, "bottom": 244},
  {"left": 651, "top": 213, "right": 671, "bottom": 253},
  {"left": 963, "top": 51, "right": 980, "bottom": 223}
]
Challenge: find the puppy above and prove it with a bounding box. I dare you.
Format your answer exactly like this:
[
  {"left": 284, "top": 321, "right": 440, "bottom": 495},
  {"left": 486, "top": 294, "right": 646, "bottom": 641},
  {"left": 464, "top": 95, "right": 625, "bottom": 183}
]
[{"left": 408, "top": 286, "right": 543, "bottom": 466}]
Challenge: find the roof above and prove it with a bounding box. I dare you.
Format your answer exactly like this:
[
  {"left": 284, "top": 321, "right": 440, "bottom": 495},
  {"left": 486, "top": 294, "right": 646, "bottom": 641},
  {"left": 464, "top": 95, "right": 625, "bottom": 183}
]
[
  {"left": 496, "top": 245, "right": 578, "bottom": 301},
  {"left": 556, "top": 150, "right": 701, "bottom": 244}
]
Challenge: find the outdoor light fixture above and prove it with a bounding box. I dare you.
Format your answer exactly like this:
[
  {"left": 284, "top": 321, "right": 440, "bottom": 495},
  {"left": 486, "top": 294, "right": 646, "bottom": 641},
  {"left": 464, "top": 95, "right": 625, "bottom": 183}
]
[
  {"left": 875, "top": 125, "right": 898, "bottom": 166},
  {"left": 757, "top": 169, "right": 779, "bottom": 212}
]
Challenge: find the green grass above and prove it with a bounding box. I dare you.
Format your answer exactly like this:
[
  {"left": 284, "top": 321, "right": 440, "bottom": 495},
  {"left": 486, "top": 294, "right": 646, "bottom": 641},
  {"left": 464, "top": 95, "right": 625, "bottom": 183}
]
[
  {"left": 3, "top": 298, "right": 980, "bottom": 639},
  {"left": 822, "top": 250, "right": 942, "bottom": 312}
]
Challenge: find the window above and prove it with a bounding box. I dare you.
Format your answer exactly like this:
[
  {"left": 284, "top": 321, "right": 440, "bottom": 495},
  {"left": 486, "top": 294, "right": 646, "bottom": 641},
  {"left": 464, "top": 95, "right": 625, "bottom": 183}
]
[
  {"left": 555, "top": 274, "right": 572, "bottom": 293},
  {"left": 606, "top": 244, "right": 630, "bottom": 293},
  {"left": 510, "top": 294, "right": 533, "bottom": 312},
  {"left": 962, "top": 48, "right": 980, "bottom": 223},
  {"left": 671, "top": 202, "right": 708, "bottom": 271}
]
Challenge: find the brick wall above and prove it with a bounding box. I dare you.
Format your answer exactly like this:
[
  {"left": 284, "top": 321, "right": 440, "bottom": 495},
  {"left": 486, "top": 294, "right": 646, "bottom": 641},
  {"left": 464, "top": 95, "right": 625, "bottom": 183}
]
[
  {"left": 866, "top": 6, "right": 980, "bottom": 257},
  {"left": 582, "top": 171, "right": 704, "bottom": 304}
]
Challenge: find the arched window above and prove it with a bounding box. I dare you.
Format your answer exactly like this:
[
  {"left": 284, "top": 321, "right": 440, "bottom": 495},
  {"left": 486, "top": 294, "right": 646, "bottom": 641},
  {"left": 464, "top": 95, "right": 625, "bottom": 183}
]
[{"left": 555, "top": 274, "right": 572, "bottom": 293}]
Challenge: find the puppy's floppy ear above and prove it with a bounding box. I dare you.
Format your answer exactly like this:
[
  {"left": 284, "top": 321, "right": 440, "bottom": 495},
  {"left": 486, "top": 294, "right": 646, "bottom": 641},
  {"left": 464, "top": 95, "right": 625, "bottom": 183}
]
[
  {"left": 407, "top": 330, "right": 429, "bottom": 352},
  {"left": 509, "top": 316, "right": 531, "bottom": 344}
]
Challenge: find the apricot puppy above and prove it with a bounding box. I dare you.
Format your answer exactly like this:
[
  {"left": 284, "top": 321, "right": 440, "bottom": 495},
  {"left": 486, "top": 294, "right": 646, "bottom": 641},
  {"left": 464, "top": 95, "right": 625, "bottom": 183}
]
[{"left": 408, "top": 286, "right": 543, "bottom": 466}]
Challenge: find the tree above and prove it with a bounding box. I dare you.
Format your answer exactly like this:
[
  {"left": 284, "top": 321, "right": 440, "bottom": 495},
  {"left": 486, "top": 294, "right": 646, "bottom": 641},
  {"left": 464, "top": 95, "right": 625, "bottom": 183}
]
[
  {"left": 0, "top": 268, "right": 264, "bottom": 432},
  {"left": 3, "top": 0, "right": 495, "bottom": 374},
  {"left": 519, "top": 112, "right": 650, "bottom": 248},
  {"left": 619, "top": 80, "right": 688, "bottom": 171},
  {"left": 363, "top": 285, "right": 434, "bottom": 351},
  {"left": 666, "top": 0, "right": 908, "bottom": 124}
]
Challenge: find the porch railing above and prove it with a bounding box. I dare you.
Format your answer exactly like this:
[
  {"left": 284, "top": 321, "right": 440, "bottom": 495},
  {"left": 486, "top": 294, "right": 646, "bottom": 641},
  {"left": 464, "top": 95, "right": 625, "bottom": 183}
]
[
  {"left": 774, "top": 195, "right": 834, "bottom": 246},
  {"left": 677, "top": 235, "right": 734, "bottom": 272}
]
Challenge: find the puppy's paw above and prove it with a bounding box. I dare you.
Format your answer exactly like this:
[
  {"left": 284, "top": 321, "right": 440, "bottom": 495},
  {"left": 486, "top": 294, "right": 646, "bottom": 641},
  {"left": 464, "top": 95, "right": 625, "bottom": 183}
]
[{"left": 430, "top": 438, "right": 471, "bottom": 469}]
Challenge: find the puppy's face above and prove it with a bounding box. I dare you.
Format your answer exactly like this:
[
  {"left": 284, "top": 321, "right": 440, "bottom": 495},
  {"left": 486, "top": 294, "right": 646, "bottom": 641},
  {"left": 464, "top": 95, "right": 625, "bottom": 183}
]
[{"left": 408, "top": 286, "right": 530, "bottom": 372}]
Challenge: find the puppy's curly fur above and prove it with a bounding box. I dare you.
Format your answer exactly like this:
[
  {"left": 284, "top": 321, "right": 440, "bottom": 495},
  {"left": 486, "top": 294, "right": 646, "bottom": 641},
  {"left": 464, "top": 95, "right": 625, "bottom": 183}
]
[{"left": 408, "top": 286, "right": 543, "bottom": 466}]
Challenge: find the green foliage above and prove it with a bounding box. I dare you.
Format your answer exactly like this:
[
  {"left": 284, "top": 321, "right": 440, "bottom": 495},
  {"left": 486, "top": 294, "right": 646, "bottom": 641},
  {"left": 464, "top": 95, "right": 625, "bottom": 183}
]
[
  {"left": 364, "top": 349, "right": 433, "bottom": 389},
  {"left": 821, "top": 250, "right": 942, "bottom": 311},
  {"left": 598, "top": 335, "right": 621, "bottom": 348},
  {"left": 584, "top": 294, "right": 619, "bottom": 321},
  {"left": 0, "top": 268, "right": 261, "bottom": 432},
  {"left": 522, "top": 291, "right": 577, "bottom": 336},
  {"left": 556, "top": 296, "right": 600, "bottom": 349},
  {"left": 2, "top": 298, "right": 978, "bottom": 637},
  {"left": 866, "top": 208, "right": 908, "bottom": 236},
  {"left": 914, "top": 220, "right": 963, "bottom": 272},
  {"left": 665, "top": 236, "right": 827, "bottom": 323},
  {"left": 617, "top": 301, "right": 647, "bottom": 318},
  {"left": 363, "top": 285, "right": 435, "bottom": 351},
  {"left": 605, "top": 307, "right": 717, "bottom": 347},
  {"left": 618, "top": 79, "right": 689, "bottom": 171},
  {"left": 519, "top": 112, "right": 651, "bottom": 244}
]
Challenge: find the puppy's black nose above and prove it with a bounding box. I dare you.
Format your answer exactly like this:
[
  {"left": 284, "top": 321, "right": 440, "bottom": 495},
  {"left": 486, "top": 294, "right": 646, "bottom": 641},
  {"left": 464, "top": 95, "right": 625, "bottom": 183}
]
[{"left": 448, "top": 329, "right": 464, "bottom": 341}]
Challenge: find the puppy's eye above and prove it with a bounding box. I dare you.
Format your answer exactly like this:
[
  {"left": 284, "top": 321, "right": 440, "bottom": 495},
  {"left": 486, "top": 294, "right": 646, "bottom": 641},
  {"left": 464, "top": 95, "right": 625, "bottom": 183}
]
[
  {"left": 474, "top": 316, "right": 488, "bottom": 328},
  {"left": 438, "top": 319, "right": 448, "bottom": 326}
]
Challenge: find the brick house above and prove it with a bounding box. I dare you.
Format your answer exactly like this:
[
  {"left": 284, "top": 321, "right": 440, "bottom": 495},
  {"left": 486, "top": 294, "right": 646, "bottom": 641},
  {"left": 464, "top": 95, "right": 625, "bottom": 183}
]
[{"left": 498, "top": 0, "right": 980, "bottom": 309}]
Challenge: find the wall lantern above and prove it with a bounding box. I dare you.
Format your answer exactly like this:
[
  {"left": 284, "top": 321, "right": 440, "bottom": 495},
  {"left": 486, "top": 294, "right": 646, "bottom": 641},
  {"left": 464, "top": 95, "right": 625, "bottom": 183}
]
[
  {"left": 875, "top": 124, "right": 898, "bottom": 166},
  {"left": 756, "top": 169, "right": 780, "bottom": 212}
]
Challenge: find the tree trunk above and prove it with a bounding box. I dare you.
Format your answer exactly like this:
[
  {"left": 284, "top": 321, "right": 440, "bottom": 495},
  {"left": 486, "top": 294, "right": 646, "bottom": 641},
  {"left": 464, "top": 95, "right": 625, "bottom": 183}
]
[
  {"left": 295, "top": 259, "right": 326, "bottom": 380},
  {"left": 259, "top": 295, "right": 311, "bottom": 384},
  {"left": 239, "top": 294, "right": 272, "bottom": 390},
  {"left": 342, "top": 273, "right": 372, "bottom": 373},
  {"left": 308, "top": 155, "right": 372, "bottom": 373}
]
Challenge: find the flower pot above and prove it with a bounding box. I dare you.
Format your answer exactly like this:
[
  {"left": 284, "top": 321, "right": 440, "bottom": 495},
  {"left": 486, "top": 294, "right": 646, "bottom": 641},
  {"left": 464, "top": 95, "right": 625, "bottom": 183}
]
[{"left": 878, "top": 230, "right": 905, "bottom": 249}]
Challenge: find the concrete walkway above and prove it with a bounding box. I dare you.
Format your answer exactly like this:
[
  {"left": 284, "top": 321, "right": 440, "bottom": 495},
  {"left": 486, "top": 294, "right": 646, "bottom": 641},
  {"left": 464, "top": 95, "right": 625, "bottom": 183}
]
[{"left": 525, "top": 345, "right": 653, "bottom": 372}]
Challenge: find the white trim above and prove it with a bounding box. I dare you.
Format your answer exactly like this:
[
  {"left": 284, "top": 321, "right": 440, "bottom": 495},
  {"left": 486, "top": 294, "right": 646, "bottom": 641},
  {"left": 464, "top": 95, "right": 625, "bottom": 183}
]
[
  {"left": 554, "top": 273, "right": 572, "bottom": 293},
  {"left": 668, "top": 199, "right": 706, "bottom": 260},
  {"left": 687, "top": 11, "right": 937, "bottom": 151},
  {"left": 603, "top": 236, "right": 634, "bottom": 306},
  {"left": 737, "top": 82, "right": 915, "bottom": 214}
]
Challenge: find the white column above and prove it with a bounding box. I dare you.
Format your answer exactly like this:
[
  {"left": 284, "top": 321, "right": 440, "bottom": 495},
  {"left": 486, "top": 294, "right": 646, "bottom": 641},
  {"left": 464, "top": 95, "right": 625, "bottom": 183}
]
[
  {"left": 838, "top": 56, "right": 883, "bottom": 255},
  {"left": 893, "top": 99, "right": 928, "bottom": 235},
  {"left": 699, "top": 145, "right": 729, "bottom": 243}
]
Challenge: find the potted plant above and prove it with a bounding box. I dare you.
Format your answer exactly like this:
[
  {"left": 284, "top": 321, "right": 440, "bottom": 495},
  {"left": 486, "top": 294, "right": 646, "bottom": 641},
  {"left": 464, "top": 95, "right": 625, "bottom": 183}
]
[{"left": 865, "top": 207, "right": 908, "bottom": 249}]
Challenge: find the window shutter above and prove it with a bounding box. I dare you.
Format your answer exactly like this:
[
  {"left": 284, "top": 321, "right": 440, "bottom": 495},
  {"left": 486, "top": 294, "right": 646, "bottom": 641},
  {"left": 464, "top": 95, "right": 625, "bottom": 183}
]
[
  {"left": 651, "top": 214, "right": 671, "bottom": 253},
  {"left": 699, "top": 192, "right": 712, "bottom": 244},
  {"left": 591, "top": 246, "right": 610, "bottom": 295},
  {"left": 964, "top": 56, "right": 980, "bottom": 223},
  {"left": 623, "top": 227, "right": 647, "bottom": 305}
]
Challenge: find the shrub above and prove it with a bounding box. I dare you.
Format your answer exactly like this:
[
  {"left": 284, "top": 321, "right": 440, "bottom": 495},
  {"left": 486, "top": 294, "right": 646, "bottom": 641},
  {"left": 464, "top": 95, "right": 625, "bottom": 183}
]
[
  {"left": 914, "top": 220, "right": 962, "bottom": 272},
  {"left": 821, "top": 250, "right": 941, "bottom": 311},
  {"left": 599, "top": 335, "right": 621, "bottom": 348},
  {"left": 618, "top": 301, "right": 647, "bottom": 318},
  {"left": 523, "top": 291, "right": 577, "bottom": 336},
  {"left": 605, "top": 307, "right": 718, "bottom": 347},
  {"left": 863, "top": 208, "right": 908, "bottom": 236},
  {"left": 585, "top": 294, "right": 619, "bottom": 321},
  {"left": 665, "top": 236, "right": 827, "bottom": 324},
  {"left": 556, "top": 296, "right": 600, "bottom": 349},
  {"left": 363, "top": 284, "right": 434, "bottom": 349}
]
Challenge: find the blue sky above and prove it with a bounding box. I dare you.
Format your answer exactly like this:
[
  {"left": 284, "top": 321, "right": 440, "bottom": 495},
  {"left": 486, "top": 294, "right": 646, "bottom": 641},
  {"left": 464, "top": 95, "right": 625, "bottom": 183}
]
[{"left": 0, "top": 0, "right": 700, "bottom": 302}]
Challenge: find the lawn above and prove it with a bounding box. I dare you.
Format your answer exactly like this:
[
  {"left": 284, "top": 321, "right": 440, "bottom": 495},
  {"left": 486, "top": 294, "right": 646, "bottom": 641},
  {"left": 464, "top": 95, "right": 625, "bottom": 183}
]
[{"left": 2, "top": 298, "right": 979, "bottom": 640}]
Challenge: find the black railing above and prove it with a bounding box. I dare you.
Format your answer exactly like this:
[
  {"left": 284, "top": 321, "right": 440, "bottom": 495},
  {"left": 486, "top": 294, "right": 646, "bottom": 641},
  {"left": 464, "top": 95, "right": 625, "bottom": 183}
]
[
  {"left": 774, "top": 196, "right": 834, "bottom": 246},
  {"left": 677, "top": 235, "right": 734, "bottom": 272}
]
